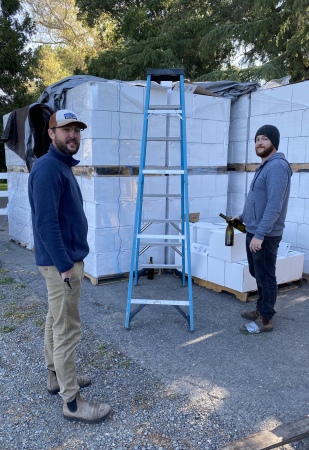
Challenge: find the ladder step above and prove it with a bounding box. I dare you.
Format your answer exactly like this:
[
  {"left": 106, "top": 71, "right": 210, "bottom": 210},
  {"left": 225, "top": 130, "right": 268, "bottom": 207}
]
[
  {"left": 143, "top": 194, "right": 181, "bottom": 198},
  {"left": 147, "top": 137, "right": 181, "bottom": 141},
  {"left": 143, "top": 166, "right": 184, "bottom": 175},
  {"left": 149, "top": 105, "right": 181, "bottom": 110},
  {"left": 139, "top": 241, "right": 182, "bottom": 246},
  {"left": 148, "top": 109, "right": 182, "bottom": 115},
  {"left": 138, "top": 234, "right": 184, "bottom": 240},
  {"left": 141, "top": 218, "right": 182, "bottom": 223},
  {"left": 131, "top": 299, "right": 190, "bottom": 306},
  {"left": 139, "top": 263, "right": 182, "bottom": 269}
]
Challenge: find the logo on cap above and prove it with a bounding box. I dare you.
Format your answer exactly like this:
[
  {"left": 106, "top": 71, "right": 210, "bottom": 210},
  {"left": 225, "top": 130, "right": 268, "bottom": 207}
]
[{"left": 63, "top": 112, "right": 78, "bottom": 120}]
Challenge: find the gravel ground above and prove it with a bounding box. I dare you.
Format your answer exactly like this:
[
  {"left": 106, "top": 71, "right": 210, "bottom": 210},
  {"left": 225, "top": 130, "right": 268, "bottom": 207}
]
[{"left": 0, "top": 217, "right": 309, "bottom": 450}]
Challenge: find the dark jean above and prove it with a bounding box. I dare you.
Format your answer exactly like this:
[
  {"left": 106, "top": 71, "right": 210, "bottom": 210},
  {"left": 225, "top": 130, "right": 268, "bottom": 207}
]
[{"left": 246, "top": 232, "right": 282, "bottom": 321}]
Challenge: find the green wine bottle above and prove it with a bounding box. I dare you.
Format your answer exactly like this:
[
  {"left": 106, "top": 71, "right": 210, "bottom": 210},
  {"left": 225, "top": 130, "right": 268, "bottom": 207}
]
[
  {"left": 225, "top": 223, "right": 234, "bottom": 246},
  {"left": 219, "top": 213, "right": 246, "bottom": 233},
  {"left": 147, "top": 256, "right": 154, "bottom": 280}
]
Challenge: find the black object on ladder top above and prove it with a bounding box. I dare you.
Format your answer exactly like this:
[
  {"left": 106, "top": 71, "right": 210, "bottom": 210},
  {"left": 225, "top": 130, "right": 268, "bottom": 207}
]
[
  {"left": 147, "top": 68, "right": 184, "bottom": 83},
  {"left": 125, "top": 68, "right": 194, "bottom": 332}
]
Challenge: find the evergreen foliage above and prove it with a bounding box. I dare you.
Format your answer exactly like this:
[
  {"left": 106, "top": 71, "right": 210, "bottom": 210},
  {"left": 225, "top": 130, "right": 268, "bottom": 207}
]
[
  {"left": 0, "top": 0, "right": 38, "bottom": 171},
  {"left": 76, "top": 0, "right": 309, "bottom": 83},
  {"left": 0, "top": 0, "right": 37, "bottom": 114}
]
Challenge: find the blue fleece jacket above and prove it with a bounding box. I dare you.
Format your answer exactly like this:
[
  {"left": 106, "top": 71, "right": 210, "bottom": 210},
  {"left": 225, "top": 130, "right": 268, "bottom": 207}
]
[
  {"left": 28, "top": 144, "right": 89, "bottom": 273},
  {"left": 240, "top": 152, "right": 292, "bottom": 240}
]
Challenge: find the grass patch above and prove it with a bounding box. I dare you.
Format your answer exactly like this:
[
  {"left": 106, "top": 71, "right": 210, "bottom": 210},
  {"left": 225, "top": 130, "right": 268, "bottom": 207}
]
[
  {"left": 0, "top": 277, "right": 14, "bottom": 285},
  {"left": 13, "top": 282, "right": 26, "bottom": 289},
  {"left": 0, "top": 325, "right": 15, "bottom": 333},
  {"left": 4, "top": 302, "right": 40, "bottom": 323},
  {"left": 87, "top": 342, "right": 132, "bottom": 370},
  {"left": 35, "top": 318, "right": 45, "bottom": 327}
]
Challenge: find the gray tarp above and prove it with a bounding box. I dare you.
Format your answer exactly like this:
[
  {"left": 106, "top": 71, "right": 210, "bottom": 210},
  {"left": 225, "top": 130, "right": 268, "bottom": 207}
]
[
  {"left": 2, "top": 75, "right": 109, "bottom": 170},
  {"left": 1, "top": 75, "right": 267, "bottom": 171},
  {"left": 193, "top": 80, "right": 260, "bottom": 101},
  {"left": 37, "top": 75, "right": 110, "bottom": 112}
]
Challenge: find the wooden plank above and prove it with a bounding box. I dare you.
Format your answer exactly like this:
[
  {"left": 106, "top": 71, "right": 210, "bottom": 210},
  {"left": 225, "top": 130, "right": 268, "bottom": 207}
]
[
  {"left": 227, "top": 163, "right": 309, "bottom": 173},
  {"left": 221, "top": 415, "right": 309, "bottom": 450},
  {"left": 84, "top": 271, "right": 129, "bottom": 286},
  {"left": 192, "top": 277, "right": 249, "bottom": 302},
  {"left": 192, "top": 277, "right": 303, "bottom": 302}
]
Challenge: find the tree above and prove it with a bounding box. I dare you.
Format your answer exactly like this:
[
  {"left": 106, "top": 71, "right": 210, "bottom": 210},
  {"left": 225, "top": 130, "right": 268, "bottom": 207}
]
[
  {"left": 22, "top": 0, "right": 109, "bottom": 87},
  {"left": 0, "top": 0, "right": 38, "bottom": 171},
  {"left": 76, "top": 0, "right": 309, "bottom": 83},
  {"left": 192, "top": 0, "right": 309, "bottom": 82},
  {"left": 77, "top": 0, "right": 227, "bottom": 81},
  {"left": 0, "top": 0, "right": 37, "bottom": 114}
]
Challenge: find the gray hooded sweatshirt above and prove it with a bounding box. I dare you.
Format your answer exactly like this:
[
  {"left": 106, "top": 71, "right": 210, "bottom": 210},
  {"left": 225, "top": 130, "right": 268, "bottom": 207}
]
[{"left": 240, "top": 152, "right": 292, "bottom": 240}]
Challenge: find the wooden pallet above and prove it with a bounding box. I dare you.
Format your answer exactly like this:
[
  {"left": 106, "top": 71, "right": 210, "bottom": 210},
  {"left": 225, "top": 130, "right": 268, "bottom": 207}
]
[
  {"left": 192, "top": 277, "right": 303, "bottom": 302},
  {"left": 220, "top": 415, "right": 309, "bottom": 449},
  {"left": 84, "top": 271, "right": 129, "bottom": 286}
]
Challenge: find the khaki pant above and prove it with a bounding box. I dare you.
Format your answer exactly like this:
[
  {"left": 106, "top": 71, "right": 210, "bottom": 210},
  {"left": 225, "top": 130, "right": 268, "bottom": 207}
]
[{"left": 39, "top": 262, "right": 84, "bottom": 403}]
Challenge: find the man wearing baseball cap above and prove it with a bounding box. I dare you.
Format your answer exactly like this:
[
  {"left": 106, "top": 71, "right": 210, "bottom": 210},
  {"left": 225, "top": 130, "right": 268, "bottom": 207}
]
[
  {"left": 232, "top": 125, "right": 292, "bottom": 334},
  {"left": 28, "top": 110, "right": 111, "bottom": 422}
]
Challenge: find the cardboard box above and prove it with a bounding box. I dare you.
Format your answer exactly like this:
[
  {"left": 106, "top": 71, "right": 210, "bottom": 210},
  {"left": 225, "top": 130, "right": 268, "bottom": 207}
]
[
  {"left": 196, "top": 221, "right": 225, "bottom": 246},
  {"left": 276, "top": 251, "right": 304, "bottom": 284},
  {"left": 278, "top": 241, "right": 291, "bottom": 257},
  {"left": 224, "top": 259, "right": 257, "bottom": 293},
  {"left": 190, "top": 244, "right": 208, "bottom": 280},
  {"left": 184, "top": 212, "right": 200, "bottom": 223},
  {"left": 224, "top": 250, "right": 304, "bottom": 293},
  {"left": 208, "top": 228, "right": 247, "bottom": 262},
  {"left": 207, "top": 256, "right": 225, "bottom": 285},
  {"left": 174, "top": 243, "right": 208, "bottom": 279}
]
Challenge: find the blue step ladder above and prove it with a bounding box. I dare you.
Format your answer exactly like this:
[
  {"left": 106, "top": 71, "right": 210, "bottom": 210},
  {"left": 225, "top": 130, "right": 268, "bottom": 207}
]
[{"left": 125, "top": 68, "right": 194, "bottom": 332}]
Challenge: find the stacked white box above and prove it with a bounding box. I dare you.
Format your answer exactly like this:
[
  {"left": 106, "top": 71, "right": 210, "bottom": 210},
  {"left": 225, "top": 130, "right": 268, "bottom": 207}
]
[
  {"left": 2, "top": 78, "right": 233, "bottom": 279},
  {"left": 7, "top": 171, "right": 33, "bottom": 249},
  {"left": 228, "top": 95, "right": 250, "bottom": 165},
  {"left": 226, "top": 172, "right": 247, "bottom": 216},
  {"left": 208, "top": 228, "right": 247, "bottom": 262},
  {"left": 175, "top": 243, "right": 209, "bottom": 279},
  {"left": 184, "top": 220, "right": 302, "bottom": 292},
  {"left": 195, "top": 221, "right": 225, "bottom": 245},
  {"left": 276, "top": 251, "right": 304, "bottom": 284},
  {"left": 224, "top": 259, "right": 257, "bottom": 292},
  {"left": 226, "top": 79, "right": 309, "bottom": 276}
]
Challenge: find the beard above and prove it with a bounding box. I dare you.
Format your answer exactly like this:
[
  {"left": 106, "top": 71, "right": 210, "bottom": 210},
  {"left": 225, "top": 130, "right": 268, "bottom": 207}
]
[
  {"left": 255, "top": 142, "right": 276, "bottom": 159},
  {"left": 54, "top": 135, "right": 80, "bottom": 155}
]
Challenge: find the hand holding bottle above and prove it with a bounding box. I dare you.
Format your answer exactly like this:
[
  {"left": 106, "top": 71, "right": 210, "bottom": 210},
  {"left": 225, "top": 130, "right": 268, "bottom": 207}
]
[{"left": 219, "top": 213, "right": 246, "bottom": 233}]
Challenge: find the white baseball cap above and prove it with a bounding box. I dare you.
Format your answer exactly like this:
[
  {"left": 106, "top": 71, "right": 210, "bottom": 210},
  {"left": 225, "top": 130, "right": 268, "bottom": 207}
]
[{"left": 49, "top": 109, "right": 87, "bottom": 129}]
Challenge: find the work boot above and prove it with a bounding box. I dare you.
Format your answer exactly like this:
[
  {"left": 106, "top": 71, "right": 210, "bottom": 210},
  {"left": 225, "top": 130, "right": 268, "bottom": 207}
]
[
  {"left": 63, "top": 393, "right": 111, "bottom": 423},
  {"left": 241, "top": 309, "right": 261, "bottom": 320},
  {"left": 47, "top": 370, "right": 92, "bottom": 395},
  {"left": 240, "top": 317, "right": 273, "bottom": 333}
]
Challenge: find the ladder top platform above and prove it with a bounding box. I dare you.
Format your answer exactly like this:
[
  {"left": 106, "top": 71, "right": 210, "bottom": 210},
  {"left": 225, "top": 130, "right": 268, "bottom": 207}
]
[{"left": 147, "top": 68, "right": 184, "bottom": 82}]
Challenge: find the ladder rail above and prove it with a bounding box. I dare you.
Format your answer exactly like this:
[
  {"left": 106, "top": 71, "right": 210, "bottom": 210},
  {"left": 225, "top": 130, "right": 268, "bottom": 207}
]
[
  {"left": 179, "top": 74, "right": 194, "bottom": 325},
  {"left": 125, "top": 69, "right": 194, "bottom": 332},
  {"left": 126, "top": 73, "right": 151, "bottom": 313}
]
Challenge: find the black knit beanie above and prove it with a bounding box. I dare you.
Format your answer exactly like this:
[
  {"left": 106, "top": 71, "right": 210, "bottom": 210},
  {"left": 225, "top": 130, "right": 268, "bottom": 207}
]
[{"left": 255, "top": 124, "right": 280, "bottom": 150}]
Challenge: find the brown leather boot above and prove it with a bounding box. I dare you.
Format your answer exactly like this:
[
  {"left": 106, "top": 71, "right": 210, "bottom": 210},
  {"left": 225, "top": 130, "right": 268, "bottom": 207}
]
[
  {"left": 241, "top": 309, "right": 261, "bottom": 320},
  {"left": 63, "top": 393, "right": 111, "bottom": 423},
  {"left": 47, "top": 370, "right": 91, "bottom": 395}
]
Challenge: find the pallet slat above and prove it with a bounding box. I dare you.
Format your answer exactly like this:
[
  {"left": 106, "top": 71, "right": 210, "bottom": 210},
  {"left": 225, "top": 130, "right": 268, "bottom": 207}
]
[
  {"left": 220, "top": 415, "right": 309, "bottom": 449},
  {"left": 193, "top": 277, "right": 303, "bottom": 302}
]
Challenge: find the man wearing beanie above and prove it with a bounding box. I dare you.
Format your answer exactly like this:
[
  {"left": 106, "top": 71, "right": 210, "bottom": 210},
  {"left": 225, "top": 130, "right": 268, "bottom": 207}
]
[
  {"left": 28, "top": 110, "right": 111, "bottom": 422},
  {"left": 233, "top": 124, "right": 292, "bottom": 333}
]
